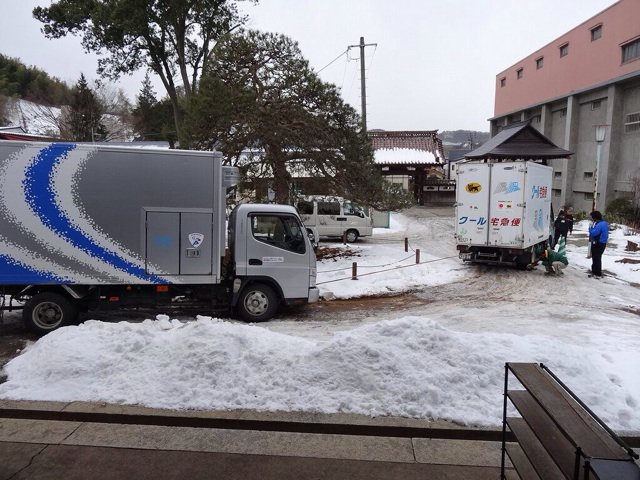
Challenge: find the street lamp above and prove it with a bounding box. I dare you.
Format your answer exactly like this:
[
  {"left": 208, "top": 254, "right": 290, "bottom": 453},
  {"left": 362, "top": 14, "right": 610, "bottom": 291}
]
[
  {"left": 587, "top": 125, "right": 608, "bottom": 258},
  {"left": 591, "top": 125, "right": 607, "bottom": 213}
]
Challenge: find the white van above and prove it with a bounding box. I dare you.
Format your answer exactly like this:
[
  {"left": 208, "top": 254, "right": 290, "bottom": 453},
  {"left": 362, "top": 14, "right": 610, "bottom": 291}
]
[{"left": 295, "top": 196, "right": 373, "bottom": 242}]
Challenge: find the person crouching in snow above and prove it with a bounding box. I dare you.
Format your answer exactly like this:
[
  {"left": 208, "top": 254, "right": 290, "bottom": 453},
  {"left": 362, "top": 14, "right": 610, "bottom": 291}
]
[{"left": 540, "top": 237, "right": 568, "bottom": 275}]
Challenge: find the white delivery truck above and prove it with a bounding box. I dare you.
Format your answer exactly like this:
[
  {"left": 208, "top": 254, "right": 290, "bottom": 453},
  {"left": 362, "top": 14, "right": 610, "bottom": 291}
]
[
  {"left": 0, "top": 141, "right": 318, "bottom": 334},
  {"left": 295, "top": 196, "right": 373, "bottom": 243},
  {"left": 455, "top": 160, "right": 552, "bottom": 267}
]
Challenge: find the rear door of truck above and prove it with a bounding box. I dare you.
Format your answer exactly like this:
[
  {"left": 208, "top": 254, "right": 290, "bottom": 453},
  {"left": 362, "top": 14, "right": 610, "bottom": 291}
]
[
  {"left": 456, "top": 163, "right": 491, "bottom": 245},
  {"left": 487, "top": 163, "right": 526, "bottom": 248},
  {"left": 522, "top": 162, "right": 553, "bottom": 248}
]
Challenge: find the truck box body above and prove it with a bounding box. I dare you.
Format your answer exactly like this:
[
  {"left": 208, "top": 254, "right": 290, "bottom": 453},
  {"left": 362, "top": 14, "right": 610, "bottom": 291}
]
[
  {"left": 455, "top": 161, "right": 552, "bottom": 265},
  {"left": 0, "top": 141, "right": 229, "bottom": 285},
  {"left": 0, "top": 141, "right": 318, "bottom": 333}
]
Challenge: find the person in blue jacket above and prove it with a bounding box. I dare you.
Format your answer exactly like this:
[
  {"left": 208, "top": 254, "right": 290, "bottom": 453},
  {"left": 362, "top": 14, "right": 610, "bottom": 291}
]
[{"left": 588, "top": 210, "right": 609, "bottom": 278}]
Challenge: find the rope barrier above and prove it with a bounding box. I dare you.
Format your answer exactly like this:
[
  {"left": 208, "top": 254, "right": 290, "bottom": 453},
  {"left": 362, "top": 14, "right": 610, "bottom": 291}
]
[
  {"left": 318, "top": 253, "right": 416, "bottom": 273},
  {"left": 316, "top": 255, "right": 459, "bottom": 285}
]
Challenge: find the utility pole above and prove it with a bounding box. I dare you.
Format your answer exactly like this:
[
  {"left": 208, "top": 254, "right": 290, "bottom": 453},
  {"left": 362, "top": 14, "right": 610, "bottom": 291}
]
[{"left": 348, "top": 37, "right": 377, "bottom": 132}]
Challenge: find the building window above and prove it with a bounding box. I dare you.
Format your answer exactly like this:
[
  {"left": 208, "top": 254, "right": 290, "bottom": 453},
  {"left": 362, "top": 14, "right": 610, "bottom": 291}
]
[
  {"left": 559, "top": 108, "right": 567, "bottom": 117},
  {"left": 625, "top": 112, "right": 640, "bottom": 133},
  {"left": 536, "top": 57, "right": 544, "bottom": 69},
  {"left": 584, "top": 192, "right": 594, "bottom": 200},
  {"left": 554, "top": 171, "right": 562, "bottom": 178},
  {"left": 560, "top": 43, "right": 569, "bottom": 57},
  {"left": 531, "top": 115, "right": 541, "bottom": 123},
  {"left": 592, "top": 100, "right": 601, "bottom": 110},
  {"left": 553, "top": 189, "right": 562, "bottom": 197},
  {"left": 590, "top": 24, "right": 602, "bottom": 41},
  {"left": 517, "top": 68, "right": 523, "bottom": 79},
  {"left": 584, "top": 172, "right": 594, "bottom": 180},
  {"left": 500, "top": 77, "right": 506, "bottom": 87},
  {"left": 622, "top": 38, "right": 640, "bottom": 64}
]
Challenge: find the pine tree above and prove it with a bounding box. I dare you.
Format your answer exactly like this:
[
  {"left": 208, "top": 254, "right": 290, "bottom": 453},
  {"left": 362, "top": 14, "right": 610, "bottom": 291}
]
[
  {"left": 63, "top": 74, "right": 106, "bottom": 141},
  {"left": 132, "top": 74, "right": 158, "bottom": 141}
]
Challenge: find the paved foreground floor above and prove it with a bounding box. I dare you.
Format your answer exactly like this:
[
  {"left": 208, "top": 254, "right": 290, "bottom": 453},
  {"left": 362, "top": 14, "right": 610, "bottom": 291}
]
[{"left": 0, "top": 400, "right": 512, "bottom": 479}]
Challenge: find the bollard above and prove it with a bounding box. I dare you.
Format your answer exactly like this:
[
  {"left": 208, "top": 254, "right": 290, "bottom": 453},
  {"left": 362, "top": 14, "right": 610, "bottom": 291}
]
[
  {"left": 405, "top": 237, "right": 408, "bottom": 252},
  {"left": 352, "top": 262, "right": 358, "bottom": 280},
  {"left": 416, "top": 249, "right": 420, "bottom": 264},
  {"left": 343, "top": 231, "right": 347, "bottom": 245}
]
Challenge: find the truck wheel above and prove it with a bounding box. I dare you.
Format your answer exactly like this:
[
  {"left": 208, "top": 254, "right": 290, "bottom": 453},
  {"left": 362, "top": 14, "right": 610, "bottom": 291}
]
[
  {"left": 23, "top": 292, "right": 78, "bottom": 335},
  {"left": 345, "top": 229, "right": 359, "bottom": 243},
  {"left": 237, "top": 283, "right": 278, "bottom": 322}
]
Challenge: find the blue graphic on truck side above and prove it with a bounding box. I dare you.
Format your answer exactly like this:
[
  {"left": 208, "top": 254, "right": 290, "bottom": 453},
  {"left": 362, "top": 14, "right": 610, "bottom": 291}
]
[{"left": 22, "top": 143, "right": 166, "bottom": 283}]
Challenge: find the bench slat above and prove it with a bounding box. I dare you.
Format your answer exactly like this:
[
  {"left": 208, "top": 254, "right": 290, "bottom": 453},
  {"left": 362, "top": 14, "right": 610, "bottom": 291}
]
[
  {"left": 508, "top": 363, "right": 626, "bottom": 460},
  {"left": 505, "top": 442, "right": 542, "bottom": 480},
  {"left": 507, "top": 418, "right": 564, "bottom": 480},
  {"left": 509, "top": 391, "right": 580, "bottom": 479}
]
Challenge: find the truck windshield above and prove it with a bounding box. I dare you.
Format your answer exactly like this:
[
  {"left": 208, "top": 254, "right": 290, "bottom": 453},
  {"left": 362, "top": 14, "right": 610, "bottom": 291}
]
[{"left": 250, "top": 215, "right": 306, "bottom": 254}]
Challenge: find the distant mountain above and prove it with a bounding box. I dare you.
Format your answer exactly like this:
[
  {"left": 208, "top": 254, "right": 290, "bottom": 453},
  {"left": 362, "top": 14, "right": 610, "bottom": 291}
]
[
  {"left": 0, "top": 54, "right": 72, "bottom": 107},
  {"left": 438, "top": 130, "right": 490, "bottom": 148}
]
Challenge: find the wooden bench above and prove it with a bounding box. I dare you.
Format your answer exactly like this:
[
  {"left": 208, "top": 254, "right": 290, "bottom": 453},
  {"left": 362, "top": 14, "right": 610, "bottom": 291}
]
[{"left": 500, "top": 362, "right": 639, "bottom": 480}]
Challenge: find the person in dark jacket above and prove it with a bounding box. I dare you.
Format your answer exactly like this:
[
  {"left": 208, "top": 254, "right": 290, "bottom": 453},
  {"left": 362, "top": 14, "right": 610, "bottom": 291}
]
[
  {"left": 564, "top": 207, "right": 574, "bottom": 234},
  {"left": 553, "top": 211, "right": 571, "bottom": 248},
  {"left": 588, "top": 210, "right": 609, "bottom": 278}
]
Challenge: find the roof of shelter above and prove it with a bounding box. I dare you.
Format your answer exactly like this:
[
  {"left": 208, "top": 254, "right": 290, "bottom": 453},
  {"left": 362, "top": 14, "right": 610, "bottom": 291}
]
[
  {"left": 464, "top": 122, "right": 572, "bottom": 160},
  {"left": 369, "top": 131, "right": 445, "bottom": 165}
]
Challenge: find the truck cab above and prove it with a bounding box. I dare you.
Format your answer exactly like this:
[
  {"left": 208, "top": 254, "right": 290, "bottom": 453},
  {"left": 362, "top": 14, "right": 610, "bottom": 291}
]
[
  {"left": 228, "top": 204, "right": 319, "bottom": 321},
  {"left": 295, "top": 196, "right": 373, "bottom": 242}
]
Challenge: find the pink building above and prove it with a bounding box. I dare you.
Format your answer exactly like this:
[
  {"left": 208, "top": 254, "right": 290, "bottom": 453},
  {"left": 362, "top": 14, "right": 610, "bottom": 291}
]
[
  {"left": 491, "top": 0, "right": 640, "bottom": 214},
  {"left": 495, "top": 0, "right": 640, "bottom": 117}
]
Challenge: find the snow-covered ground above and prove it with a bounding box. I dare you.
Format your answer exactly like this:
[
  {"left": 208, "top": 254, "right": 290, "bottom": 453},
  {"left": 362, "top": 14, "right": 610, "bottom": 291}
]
[{"left": 1, "top": 210, "right": 639, "bottom": 433}]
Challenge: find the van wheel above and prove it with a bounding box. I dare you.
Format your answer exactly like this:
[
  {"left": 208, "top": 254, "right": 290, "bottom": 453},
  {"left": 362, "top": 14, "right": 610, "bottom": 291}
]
[
  {"left": 237, "top": 283, "right": 278, "bottom": 322},
  {"left": 345, "top": 229, "right": 359, "bottom": 243},
  {"left": 23, "top": 292, "right": 78, "bottom": 335}
]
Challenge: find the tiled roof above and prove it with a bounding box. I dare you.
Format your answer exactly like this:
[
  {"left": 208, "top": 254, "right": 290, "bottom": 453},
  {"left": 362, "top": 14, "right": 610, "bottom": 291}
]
[{"left": 369, "top": 131, "right": 445, "bottom": 165}]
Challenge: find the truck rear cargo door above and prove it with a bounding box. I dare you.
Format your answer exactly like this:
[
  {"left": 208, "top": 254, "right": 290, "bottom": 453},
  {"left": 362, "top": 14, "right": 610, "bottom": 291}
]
[
  {"left": 456, "top": 164, "right": 491, "bottom": 245},
  {"left": 488, "top": 164, "right": 526, "bottom": 247}
]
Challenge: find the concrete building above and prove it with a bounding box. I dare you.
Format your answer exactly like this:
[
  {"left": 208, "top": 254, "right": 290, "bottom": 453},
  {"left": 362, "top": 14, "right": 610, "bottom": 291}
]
[{"left": 490, "top": 0, "right": 640, "bottom": 214}]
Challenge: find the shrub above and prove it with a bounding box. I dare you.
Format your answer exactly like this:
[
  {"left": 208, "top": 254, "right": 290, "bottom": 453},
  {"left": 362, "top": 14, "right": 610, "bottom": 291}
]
[{"left": 606, "top": 198, "right": 636, "bottom": 225}]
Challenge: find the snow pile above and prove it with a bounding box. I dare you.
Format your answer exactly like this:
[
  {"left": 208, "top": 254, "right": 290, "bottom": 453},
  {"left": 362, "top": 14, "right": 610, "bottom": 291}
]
[{"left": 1, "top": 315, "right": 636, "bottom": 430}]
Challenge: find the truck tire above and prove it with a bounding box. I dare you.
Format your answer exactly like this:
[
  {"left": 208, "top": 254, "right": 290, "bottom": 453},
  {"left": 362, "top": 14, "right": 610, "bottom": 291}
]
[
  {"left": 23, "top": 292, "right": 78, "bottom": 335},
  {"left": 345, "top": 229, "right": 359, "bottom": 243},
  {"left": 237, "top": 283, "right": 279, "bottom": 322}
]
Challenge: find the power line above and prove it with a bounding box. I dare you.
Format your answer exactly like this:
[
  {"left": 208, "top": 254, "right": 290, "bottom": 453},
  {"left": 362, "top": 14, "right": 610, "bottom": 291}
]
[{"left": 316, "top": 49, "right": 348, "bottom": 74}]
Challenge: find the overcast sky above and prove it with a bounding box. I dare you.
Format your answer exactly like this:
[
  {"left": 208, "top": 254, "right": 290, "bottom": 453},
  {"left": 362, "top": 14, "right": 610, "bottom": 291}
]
[{"left": 1, "top": 0, "right": 615, "bottom": 132}]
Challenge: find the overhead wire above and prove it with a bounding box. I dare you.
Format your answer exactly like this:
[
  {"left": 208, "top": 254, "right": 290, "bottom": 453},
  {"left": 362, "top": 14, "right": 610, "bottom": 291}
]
[{"left": 316, "top": 49, "right": 349, "bottom": 74}]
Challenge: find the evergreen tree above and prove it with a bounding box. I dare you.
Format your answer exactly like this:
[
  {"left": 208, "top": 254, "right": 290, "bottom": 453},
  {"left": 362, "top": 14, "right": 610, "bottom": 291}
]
[
  {"left": 132, "top": 74, "right": 158, "bottom": 141},
  {"left": 186, "top": 30, "right": 411, "bottom": 210},
  {"left": 62, "top": 73, "right": 106, "bottom": 141},
  {"left": 131, "top": 74, "right": 178, "bottom": 147}
]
